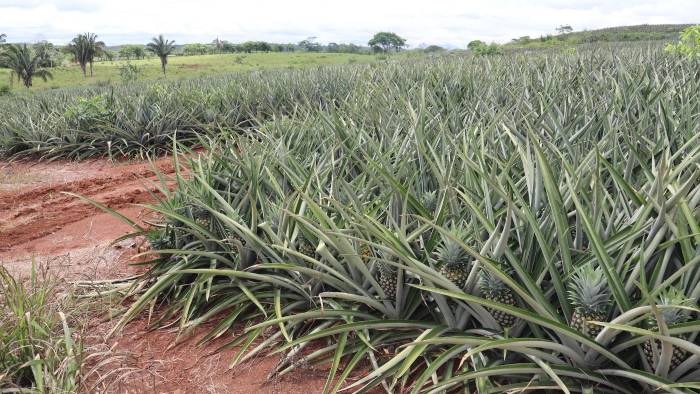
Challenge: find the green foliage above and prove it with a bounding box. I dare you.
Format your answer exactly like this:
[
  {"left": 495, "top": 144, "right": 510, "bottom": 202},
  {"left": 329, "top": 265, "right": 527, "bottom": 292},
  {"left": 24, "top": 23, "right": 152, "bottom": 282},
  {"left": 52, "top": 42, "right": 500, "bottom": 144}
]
[
  {"left": 368, "top": 32, "right": 406, "bottom": 52},
  {"left": 67, "top": 33, "right": 106, "bottom": 77},
  {"left": 507, "top": 23, "right": 694, "bottom": 48},
  {"left": 118, "top": 44, "right": 146, "bottom": 60},
  {"left": 118, "top": 62, "right": 140, "bottom": 83},
  {"left": 0, "top": 85, "right": 10, "bottom": 96},
  {"left": 0, "top": 265, "right": 82, "bottom": 392},
  {"left": 423, "top": 45, "right": 445, "bottom": 53},
  {"left": 64, "top": 95, "right": 114, "bottom": 132},
  {"left": 471, "top": 41, "right": 501, "bottom": 56},
  {"left": 0, "top": 44, "right": 53, "bottom": 88},
  {"left": 467, "top": 40, "right": 486, "bottom": 51},
  {"left": 146, "top": 34, "right": 176, "bottom": 76},
  {"left": 58, "top": 45, "right": 700, "bottom": 391},
  {"left": 182, "top": 43, "right": 212, "bottom": 56},
  {"left": 665, "top": 25, "right": 700, "bottom": 58}
]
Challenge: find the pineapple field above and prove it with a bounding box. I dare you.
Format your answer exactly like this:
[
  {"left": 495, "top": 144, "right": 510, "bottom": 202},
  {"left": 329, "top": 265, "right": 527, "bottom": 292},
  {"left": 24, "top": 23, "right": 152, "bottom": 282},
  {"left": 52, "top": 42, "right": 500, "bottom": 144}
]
[{"left": 2, "top": 43, "right": 700, "bottom": 392}]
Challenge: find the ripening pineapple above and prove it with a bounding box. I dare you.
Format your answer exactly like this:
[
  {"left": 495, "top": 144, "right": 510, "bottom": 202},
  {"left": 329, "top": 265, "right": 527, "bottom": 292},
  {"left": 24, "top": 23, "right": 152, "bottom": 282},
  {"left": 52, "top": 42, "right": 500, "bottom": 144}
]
[
  {"left": 378, "top": 263, "right": 397, "bottom": 299},
  {"left": 187, "top": 205, "right": 210, "bottom": 227},
  {"left": 642, "top": 288, "right": 691, "bottom": 372},
  {"left": 436, "top": 227, "right": 470, "bottom": 289},
  {"left": 568, "top": 265, "right": 611, "bottom": 339},
  {"left": 479, "top": 267, "right": 517, "bottom": 328},
  {"left": 298, "top": 240, "right": 316, "bottom": 258}
]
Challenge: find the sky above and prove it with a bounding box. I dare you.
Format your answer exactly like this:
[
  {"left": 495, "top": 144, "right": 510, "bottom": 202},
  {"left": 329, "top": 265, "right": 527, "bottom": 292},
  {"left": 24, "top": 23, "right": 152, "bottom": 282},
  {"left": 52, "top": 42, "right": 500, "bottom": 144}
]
[{"left": 0, "top": 0, "right": 698, "bottom": 48}]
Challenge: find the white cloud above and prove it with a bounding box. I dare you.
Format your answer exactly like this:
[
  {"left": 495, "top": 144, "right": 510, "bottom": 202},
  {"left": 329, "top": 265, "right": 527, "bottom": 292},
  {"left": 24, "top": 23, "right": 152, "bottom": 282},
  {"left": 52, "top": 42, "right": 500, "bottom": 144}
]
[{"left": 0, "top": 0, "right": 697, "bottom": 47}]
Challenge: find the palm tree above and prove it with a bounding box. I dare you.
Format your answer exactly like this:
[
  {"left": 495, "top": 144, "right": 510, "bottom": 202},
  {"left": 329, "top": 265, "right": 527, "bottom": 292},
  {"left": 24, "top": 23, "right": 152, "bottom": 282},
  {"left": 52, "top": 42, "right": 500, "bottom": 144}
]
[
  {"left": 147, "top": 35, "right": 175, "bottom": 76},
  {"left": 67, "top": 33, "right": 106, "bottom": 77},
  {"left": 1, "top": 44, "right": 53, "bottom": 88},
  {"left": 85, "top": 33, "right": 106, "bottom": 77},
  {"left": 34, "top": 41, "right": 58, "bottom": 68}
]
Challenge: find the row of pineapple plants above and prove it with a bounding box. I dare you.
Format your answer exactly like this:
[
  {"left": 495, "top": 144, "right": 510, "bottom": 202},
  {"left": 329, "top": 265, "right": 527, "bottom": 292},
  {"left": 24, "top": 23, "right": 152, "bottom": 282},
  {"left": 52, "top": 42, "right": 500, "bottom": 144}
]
[{"left": 76, "top": 45, "right": 700, "bottom": 392}]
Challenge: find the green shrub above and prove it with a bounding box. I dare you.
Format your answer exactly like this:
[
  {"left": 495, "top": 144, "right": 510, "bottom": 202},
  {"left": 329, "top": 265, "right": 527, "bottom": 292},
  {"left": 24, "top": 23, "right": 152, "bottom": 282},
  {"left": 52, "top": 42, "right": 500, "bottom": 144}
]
[
  {"left": 118, "top": 62, "right": 140, "bottom": 83},
  {"left": 665, "top": 25, "right": 700, "bottom": 58}
]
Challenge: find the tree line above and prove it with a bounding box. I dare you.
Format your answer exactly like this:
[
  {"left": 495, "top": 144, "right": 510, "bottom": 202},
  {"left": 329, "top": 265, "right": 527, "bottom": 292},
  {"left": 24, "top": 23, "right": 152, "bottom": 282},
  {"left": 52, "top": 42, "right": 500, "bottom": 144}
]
[{"left": 0, "top": 31, "right": 476, "bottom": 89}]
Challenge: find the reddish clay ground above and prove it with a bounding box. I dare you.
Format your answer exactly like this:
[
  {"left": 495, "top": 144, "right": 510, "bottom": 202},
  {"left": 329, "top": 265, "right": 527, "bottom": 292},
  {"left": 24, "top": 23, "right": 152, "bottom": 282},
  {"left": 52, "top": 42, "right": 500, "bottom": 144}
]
[{"left": 0, "top": 158, "right": 344, "bottom": 394}]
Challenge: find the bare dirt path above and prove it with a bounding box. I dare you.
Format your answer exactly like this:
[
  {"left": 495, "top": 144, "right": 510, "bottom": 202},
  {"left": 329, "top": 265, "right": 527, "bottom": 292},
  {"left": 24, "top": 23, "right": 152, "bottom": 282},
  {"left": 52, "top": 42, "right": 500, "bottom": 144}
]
[{"left": 0, "top": 157, "right": 337, "bottom": 394}]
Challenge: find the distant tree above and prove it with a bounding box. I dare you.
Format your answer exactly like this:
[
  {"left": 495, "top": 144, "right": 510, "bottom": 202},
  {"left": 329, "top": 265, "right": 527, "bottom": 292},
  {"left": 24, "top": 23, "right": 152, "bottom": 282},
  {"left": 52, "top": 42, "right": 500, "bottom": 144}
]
[
  {"left": 0, "top": 33, "right": 6, "bottom": 43},
  {"left": 556, "top": 25, "right": 573, "bottom": 34},
  {"left": 511, "top": 36, "right": 531, "bottom": 45},
  {"left": 183, "top": 43, "right": 211, "bottom": 56},
  {"left": 298, "top": 37, "right": 321, "bottom": 52},
  {"left": 221, "top": 41, "right": 237, "bottom": 53},
  {"left": 34, "top": 41, "right": 60, "bottom": 67},
  {"left": 327, "top": 42, "right": 340, "bottom": 52},
  {"left": 147, "top": 34, "right": 176, "bottom": 76},
  {"left": 212, "top": 37, "right": 224, "bottom": 53},
  {"left": 423, "top": 45, "right": 445, "bottom": 53},
  {"left": 119, "top": 45, "right": 146, "bottom": 60},
  {"left": 468, "top": 40, "right": 501, "bottom": 56},
  {"left": 339, "top": 43, "right": 362, "bottom": 53},
  {"left": 368, "top": 32, "right": 406, "bottom": 52},
  {"left": 467, "top": 40, "right": 486, "bottom": 51},
  {"left": 67, "top": 33, "right": 106, "bottom": 77},
  {"left": 1, "top": 44, "right": 53, "bottom": 88}
]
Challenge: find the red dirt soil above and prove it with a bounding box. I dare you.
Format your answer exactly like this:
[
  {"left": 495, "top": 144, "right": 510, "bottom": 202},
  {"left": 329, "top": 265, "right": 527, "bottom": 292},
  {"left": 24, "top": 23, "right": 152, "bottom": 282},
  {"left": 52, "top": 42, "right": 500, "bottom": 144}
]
[{"left": 0, "top": 158, "right": 342, "bottom": 394}]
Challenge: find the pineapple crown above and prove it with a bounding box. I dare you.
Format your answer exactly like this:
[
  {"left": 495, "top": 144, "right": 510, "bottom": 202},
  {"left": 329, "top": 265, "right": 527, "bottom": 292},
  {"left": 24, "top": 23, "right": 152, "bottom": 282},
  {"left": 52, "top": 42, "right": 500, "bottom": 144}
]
[
  {"left": 648, "top": 287, "right": 693, "bottom": 327},
  {"left": 478, "top": 266, "right": 510, "bottom": 294},
  {"left": 567, "top": 265, "right": 611, "bottom": 314},
  {"left": 423, "top": 191, "right": 438, "bottom": 212},
  {"left": 436, "top": 226, "right": 469, "bottom": 266}
]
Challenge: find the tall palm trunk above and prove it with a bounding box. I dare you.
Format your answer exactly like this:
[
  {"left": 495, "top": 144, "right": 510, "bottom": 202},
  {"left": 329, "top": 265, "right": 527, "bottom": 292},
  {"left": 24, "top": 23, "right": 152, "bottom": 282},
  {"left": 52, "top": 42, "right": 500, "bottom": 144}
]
[
  {"left": 80, "top": 62, "right": 87, "bottom": 77},
  {"left": 89, "top": 61, "right": 94, "bottom": 77},
  {"left": 160, "top": 56, "right": 167, "bottom": 77}
]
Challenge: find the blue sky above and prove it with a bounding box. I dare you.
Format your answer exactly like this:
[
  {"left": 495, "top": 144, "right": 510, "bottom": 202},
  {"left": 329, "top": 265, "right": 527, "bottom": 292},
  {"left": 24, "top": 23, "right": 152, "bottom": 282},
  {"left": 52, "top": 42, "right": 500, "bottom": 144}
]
[{"left": 0, "top": 0, "right": 698, "bottom": 47}]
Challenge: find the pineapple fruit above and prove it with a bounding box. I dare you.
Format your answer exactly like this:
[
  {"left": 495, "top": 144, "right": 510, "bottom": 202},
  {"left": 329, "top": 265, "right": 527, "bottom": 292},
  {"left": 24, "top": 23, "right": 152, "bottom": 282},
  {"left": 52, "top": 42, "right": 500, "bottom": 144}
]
[
  {"left": 378, "top": 263, "right": 397, "bottom": 299},
  {"left": 479, "top": 267, "right": 517, "bottom": 328},
  {"left": 568, "top": 265, "right": 611, "bottom": 339},
  {"left": 298, "top": 240, "right": 316, "bottom": 259},
  {"left": 436, "top": 227, "right": 470, "bottom": 289},
  {"left": 642, "top": 288, "right": 691, "bottom": 372},
  {"left": 360, "top": 244, "right": 372, "bottom": 263}
]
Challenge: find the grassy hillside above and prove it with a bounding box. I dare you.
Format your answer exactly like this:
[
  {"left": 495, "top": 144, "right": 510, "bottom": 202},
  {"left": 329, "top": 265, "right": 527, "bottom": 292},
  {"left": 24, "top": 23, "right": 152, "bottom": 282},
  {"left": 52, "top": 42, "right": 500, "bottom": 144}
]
[
  {"left": 0, "top": 52, "right": 376, "bottom": 91},
  {"left": 506, "top": 23, "right": 695, "bottom": 48}
]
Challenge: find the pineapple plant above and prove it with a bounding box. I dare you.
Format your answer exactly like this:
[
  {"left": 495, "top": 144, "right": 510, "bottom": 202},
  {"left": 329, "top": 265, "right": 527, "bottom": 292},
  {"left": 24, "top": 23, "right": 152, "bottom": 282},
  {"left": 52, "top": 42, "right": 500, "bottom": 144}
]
[
  {"left": 642, "top": 288, "right": 691, "bottom": 372},
  {"left": 568, "top": 265, "right": 611, "bottom": 339},
  {"left": 479, "top": 267, "right": 518, "bottom": 328},
  {"left": 436, "top": 227, "right": 470, "bottom": 289}
]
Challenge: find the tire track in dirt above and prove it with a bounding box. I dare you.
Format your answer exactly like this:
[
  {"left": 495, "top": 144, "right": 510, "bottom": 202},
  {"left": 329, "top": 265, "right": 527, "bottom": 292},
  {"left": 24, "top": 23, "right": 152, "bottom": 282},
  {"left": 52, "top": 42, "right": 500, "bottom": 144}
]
[{"left": 0, "top": 159, "right": 175, "bottom": 256}]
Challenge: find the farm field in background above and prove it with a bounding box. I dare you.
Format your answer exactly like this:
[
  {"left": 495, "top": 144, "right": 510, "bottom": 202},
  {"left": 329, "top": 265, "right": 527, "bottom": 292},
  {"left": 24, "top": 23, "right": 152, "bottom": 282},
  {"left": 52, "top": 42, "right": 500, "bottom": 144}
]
[{"left": 0, "top": 52, "right": 377, "bottom": 91}]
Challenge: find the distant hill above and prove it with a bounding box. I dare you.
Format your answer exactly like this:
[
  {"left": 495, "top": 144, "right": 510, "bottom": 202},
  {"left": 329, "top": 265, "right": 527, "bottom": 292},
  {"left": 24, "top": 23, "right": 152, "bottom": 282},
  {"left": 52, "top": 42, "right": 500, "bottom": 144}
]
[{"left": 505, "top": 23, "right": 696, "bottom": 48}]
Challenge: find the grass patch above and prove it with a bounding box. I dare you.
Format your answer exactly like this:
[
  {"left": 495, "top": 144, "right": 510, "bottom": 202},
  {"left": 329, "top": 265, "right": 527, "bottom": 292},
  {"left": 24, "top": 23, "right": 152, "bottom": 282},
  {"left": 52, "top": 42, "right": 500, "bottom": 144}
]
[{"left": 0, "top": 52, "right": 379, "bottom": 91}]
